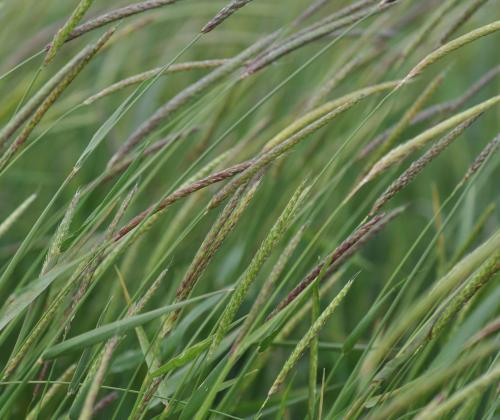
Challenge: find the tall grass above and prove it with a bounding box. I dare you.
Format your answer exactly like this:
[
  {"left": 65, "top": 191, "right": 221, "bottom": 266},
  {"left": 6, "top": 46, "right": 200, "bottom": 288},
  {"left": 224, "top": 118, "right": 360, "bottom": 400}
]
[{"left": 0, "top": 0, "right": 498, "bottom": 419}]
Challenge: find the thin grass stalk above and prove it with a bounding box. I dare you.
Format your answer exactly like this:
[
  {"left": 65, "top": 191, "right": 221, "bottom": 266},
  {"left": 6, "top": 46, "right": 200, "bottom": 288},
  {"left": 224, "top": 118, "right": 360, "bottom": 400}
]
[
  {"left": 355, "top": 95, "right": 500, "bottom": 195},
  {"left": 413, "top": 394, "right": 446, "bottom": 420},
  {"left": 395, "top": 0, "right": 460, "bottom": 66},
  {"left": 2, "top": 191, "right": 131, "bottom": 378},
  {"left": 160, "top": 178, "right": 261, "bottom": 338},
  {"left": 308, "top": 281, "right": 320, "bottom": 419},
  {"left": 293, "top": 0, "right": 331, "bottom": 26},
  {"left": 129, "top": 182, "right": 261, "bottom": 418},
  {"left": 366, "top": 342, "right": 499, "bottom": 420},
  {"left": 78, "top": 269, "right": 167, "bottom": 420},
  {"left": 269, "top": 208, "right": 404, "bottom": 319},
  {"left": 25, "top": 364, "right": 76, "bottom": 420},
  {"left": 0, "top": 29, "right": 114, "bottom": 173},
  {"left": 403, "top": 20, "right": 500, "bottom": 84},
  {"left": 114, "top": 160, "right": 253, "bottom": 240},
  {"left": 372, "top": 249, "right": 500, "bottom": 386},
  {"left": 364, "top": 71, "right": 445, "bottom": 174},
  {"left": 265, "top": 80, "right": 399, "bottom": 151},
  {"left": 305, "top": 48, "right": 379, "bottom": 112},
  {"left": 369, "top": 116, "right": 479, "bottom": 216},
  {"left": 201, "top": 0, "right": 254, "bottom": 33},
  {"left": 59, "top": 0, "right": 179, "bottom": 45},
  {"left": 0, "top": 195, "right": 36, "bottom": 239},
  {"left": 465, "top": 317, "right": 500, "bottom": 348},
  {"left": 361, "top": 229, "right": 500, "bottom": 378},
  {"left": 209, "top": 182, "right": 308, "bottom": 356},
  {"left": 449, "top": 203, "right": 496, "bottom": 267},
  {"left": 231, "top": 225, "right": 306, "bottom": 352},
  {"left": 299, "top": 0, "right": 379, "bottom": 35},
  {"left": 65, "top": 190, "right": 138, "bottom": 334},
  {"left": 430, "top": 249, "right": 500, "bottom": 338},
  {"left": 108, "top": 31, "right": 278, "bottom": 168},
  {"left": 209, "top": 81, "right": 400, "bottom": 210},
  {"left": 425, "top": 364, "right": 500, "bottom": 420},
  {"left": 432, "top": 184, "right": 447, "bottom": 276},
  {"left": 92, "top": 392, "right": 119, "bottom": 416},
  {"left": 88, "top": 129, "right": 195, "bottom": 191},
  {"left": 359, "top": 65, "right": 500, "bottom": 160},
  {"left": 41, "top": 190, "right": 81, "bottom": 274},
  {"left": 266, "top": 279, "right": 354, "bottom": 397},
  {"left": 244, "top": 4, "right": 386, "bottom": 76},
  {"left": 459, "top": 133, "right": 499, "bottom": 185},
  {"left": 84, "top": 59, "right": 228, "bottom": 105},
  {"left": 278, "top": 270, "right": 345, "bottom": 343},
  {"left": 2, "top": 251, "right": 104, "bottom": 379},
  {"left": 439, "top": 0, "right": 492, "bottom": 45},
  {"left": 0, "top": 42, "right": 107, "bottom": 149},
  {"left": 44, "top": 0, "right": 95, "bottom": 65}
]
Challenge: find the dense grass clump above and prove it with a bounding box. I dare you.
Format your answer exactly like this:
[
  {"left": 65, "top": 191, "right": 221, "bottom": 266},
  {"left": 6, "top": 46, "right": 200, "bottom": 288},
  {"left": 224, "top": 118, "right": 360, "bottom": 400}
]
[{"left": 0, "top": 0, "right": 498, "bottom": 418}]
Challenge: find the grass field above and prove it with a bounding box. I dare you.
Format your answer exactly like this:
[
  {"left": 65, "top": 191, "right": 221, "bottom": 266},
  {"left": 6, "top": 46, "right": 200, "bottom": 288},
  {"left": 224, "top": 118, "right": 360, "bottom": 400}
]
[{"left": 0, "top": 0, "right": 499, "bottom": 418}]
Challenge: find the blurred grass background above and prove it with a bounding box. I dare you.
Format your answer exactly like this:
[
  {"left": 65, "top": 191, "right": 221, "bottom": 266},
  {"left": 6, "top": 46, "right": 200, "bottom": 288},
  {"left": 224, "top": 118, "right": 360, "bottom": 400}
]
[{"left": 0, "top": 0, "right": 499, "bottom": 418}]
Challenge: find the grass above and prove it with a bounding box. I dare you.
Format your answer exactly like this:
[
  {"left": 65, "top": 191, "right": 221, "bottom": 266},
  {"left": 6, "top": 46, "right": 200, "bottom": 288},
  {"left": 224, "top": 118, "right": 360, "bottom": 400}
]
[{"left": 0, "top": 0, "right": 499, "bottom": 419}]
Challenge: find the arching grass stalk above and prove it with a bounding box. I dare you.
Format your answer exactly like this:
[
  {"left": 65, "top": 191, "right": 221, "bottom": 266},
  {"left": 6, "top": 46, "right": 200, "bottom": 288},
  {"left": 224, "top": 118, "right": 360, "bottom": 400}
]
[
  {"left": 244, "top": 2, "right": 391, "bottom": 76},
  {"left": 108, "top": 31, "right": 279, "bottom": 168},
  {"left": 44, "top": 0, "right": 95, "bottom": 65},
  {"left": 358, "top": 65, "right": 500, "bottom": 160},
  {"left": 201, "top": 0, "right": 255, "bottom": 33},
  {"left": 208, "top": 81, "right": 400, "bottom": 209},
  {"left": 57, "top": 0, "right": 180, "bottom": 46},
  {"left": 403, "top": 20, "right": 500, "bottom": 84},
  {"left": 364, "top": 71, "right": 446, "bottom": 174},
  {"left": 83, "top": 59, "right": 228, "bottom": 105},
  {"left": 439, "top": 0, "right": 492, "bottom": 45},
  {"left": 0, "top": 29, "right": 115, "bottom": 174},
  {"left": 361, "top": 229, "right": 500, "bottom": 378},
  {"left": 159, "top": 178, "right": 261, "bottom": 339},
  {"left": 355, "top": 95, "right": 500, "bottom": 196},
  {"left": 269, "top": 207, "right": 404, "bottom": 319},
  {"left": 369, "top": 115, "right": 480, "bottom": 216}
]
